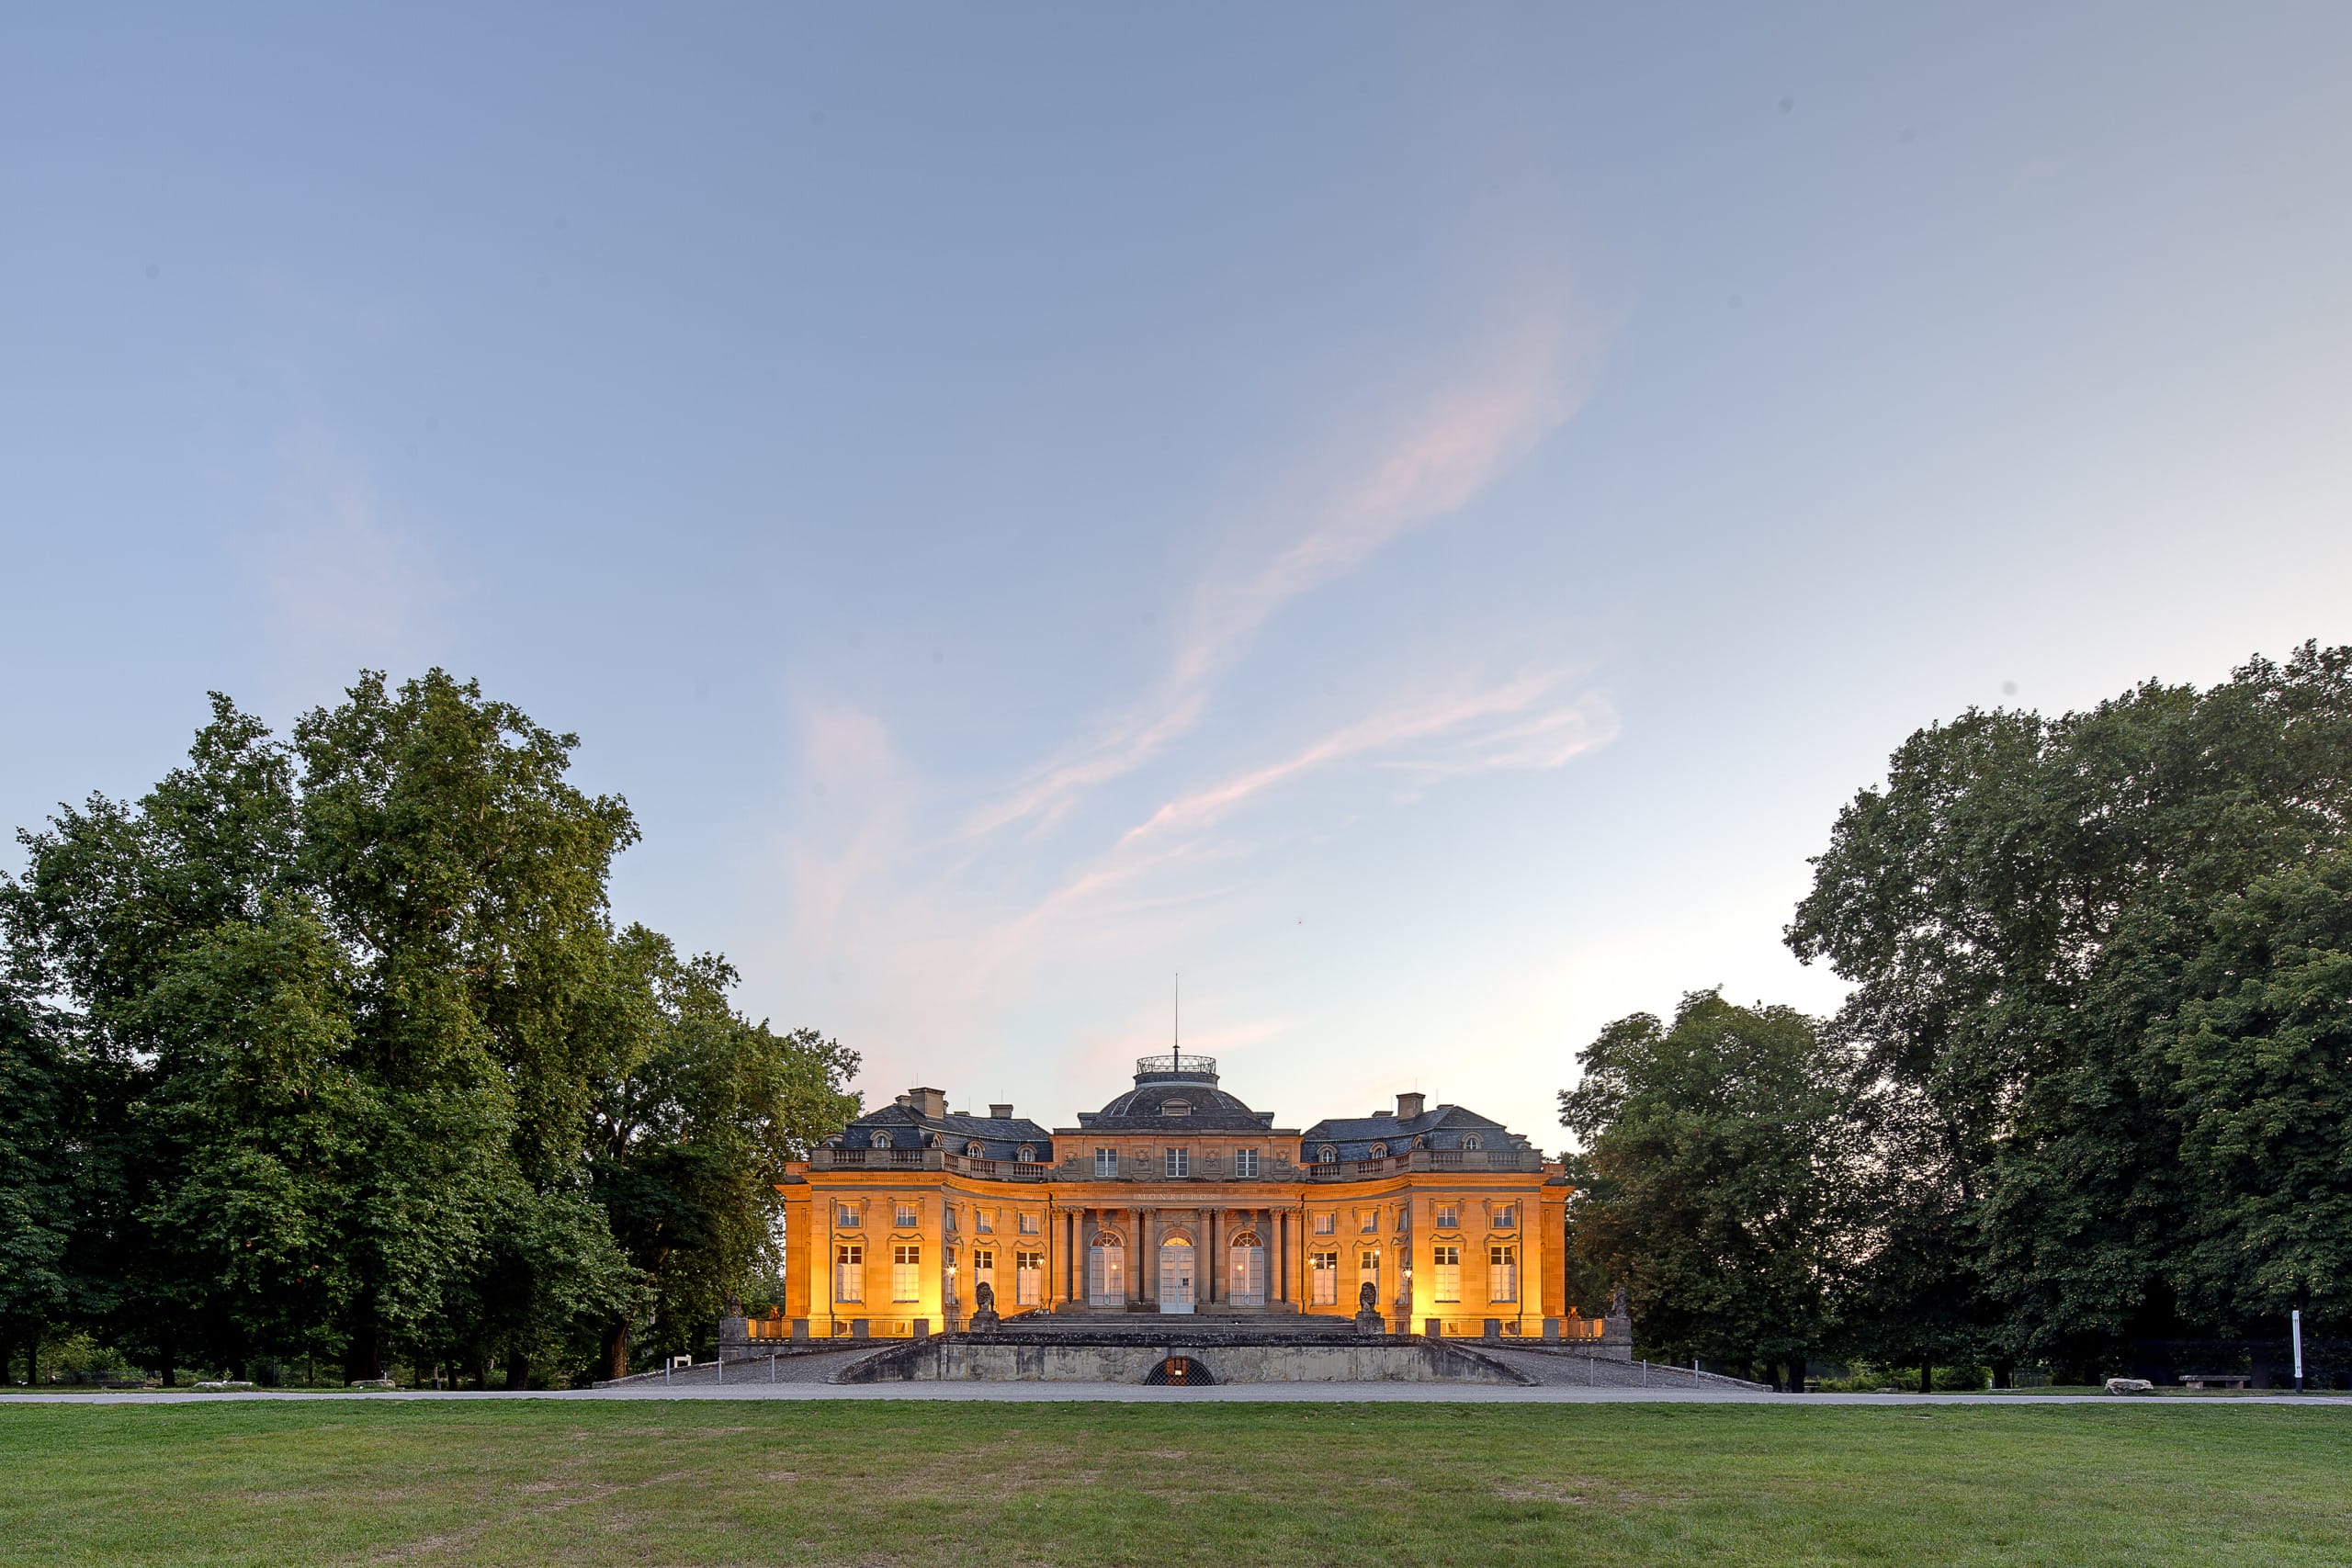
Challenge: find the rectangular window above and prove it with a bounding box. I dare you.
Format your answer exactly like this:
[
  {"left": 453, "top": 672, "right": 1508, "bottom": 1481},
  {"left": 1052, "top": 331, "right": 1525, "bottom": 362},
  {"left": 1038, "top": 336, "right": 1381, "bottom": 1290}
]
[
  {"left": 977, "top": 1208, "right": 994, "bottom": 1234},
  {"left": 1359, "top": 1249, "right": 1382, "bottom": 1298},
  {"left": 1492, "top": 1205, "right": 1516, "bottom": 1229},
  {"left": 1095, "top": 1147, "right": 1117, "bottom": 1179},
  {"left": 1233, "top": 1148, "right": 1259, "bottom": 1178},
  {"left": 1435, "top": 1203, "right": 1459, "bottom": 1229},
  {"left": 1488, "top": 1244, "right": 1518, "bottom": 1303},
  {"left": 892, "top": 1243, "right": 921, "bottom": 1302},
  {"left": 834, "top": 1242, "right": 864, "bottom": 1303},
  {"left": 1015, "top": 1251, "right": 1043, "bottom": 1306},
  {"left": 1310, "top": 1251, "right": 1340, "bottom": 1306},
  {"left": 1018, "top": 1212, "right": 1039, "bottom": 1236},
  {"left": 1164, "top": 1147, "right": 1191, "bottom": 1179},
  {"left": 1360, "top": 1210, "right": 1378, "bottom": 1234},
  {"left": 895, "top": 1201, "right": 918, "bottom": 1228},
  {"left": 973, "top": 1248, "right": 995, "bottom": 1299},
  {"left": 1434, "top": 1244, "right": 1462, "bottom": 1303},
  {"left": 835, "top": 1201, "right": 862, "bottom": 1228},
  {"left": 944, "top": 1207, "right": 958, "bottom": 1234},
  {"left": 1313, "top": 1212, "right": 1336, "bottom": 1236}
]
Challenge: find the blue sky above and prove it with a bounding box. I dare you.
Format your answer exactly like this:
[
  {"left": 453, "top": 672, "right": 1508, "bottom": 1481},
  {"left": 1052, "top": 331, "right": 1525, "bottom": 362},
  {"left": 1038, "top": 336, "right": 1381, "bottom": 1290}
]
[{"left": 6, "top": 5, "right": 2350, "bottom": 1147}]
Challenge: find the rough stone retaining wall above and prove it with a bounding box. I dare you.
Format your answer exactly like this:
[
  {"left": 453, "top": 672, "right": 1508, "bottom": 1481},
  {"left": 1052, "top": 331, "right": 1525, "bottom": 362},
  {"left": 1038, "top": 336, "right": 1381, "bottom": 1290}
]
[{"left": 837, "top": 1333, "right": 1529, "bottom": 1385}]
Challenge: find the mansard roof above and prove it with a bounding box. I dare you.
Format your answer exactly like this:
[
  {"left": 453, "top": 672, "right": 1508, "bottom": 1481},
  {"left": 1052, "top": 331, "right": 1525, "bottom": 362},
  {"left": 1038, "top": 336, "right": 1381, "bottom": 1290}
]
[
  {"left": 821, "top": 1057, "right": 1541, "bottom": 1161},
  {"left": 1298, "top": 1103, "right": 1521, "bottom": 1159},
  {"left": 832, "top": 1101, "right": 1052, "bottom": 1159}
]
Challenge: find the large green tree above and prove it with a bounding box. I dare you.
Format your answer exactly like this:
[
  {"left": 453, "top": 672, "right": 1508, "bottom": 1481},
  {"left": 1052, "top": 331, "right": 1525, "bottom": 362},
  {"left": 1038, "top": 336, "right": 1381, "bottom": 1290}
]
[
  {"left": 3, "top": 671, "right": 858, "bottom": 1385},
  {"left": 1559, "top": 991, "right": 1866, "bottom": 1388},
  {"left": 1789, "top": 642, "right": 2352, "bottom": 1368}
]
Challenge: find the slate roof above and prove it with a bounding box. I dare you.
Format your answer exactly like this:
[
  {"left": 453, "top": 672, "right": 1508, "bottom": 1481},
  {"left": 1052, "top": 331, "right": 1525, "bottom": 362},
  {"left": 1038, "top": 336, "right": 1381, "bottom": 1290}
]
[
  {"left": 1295, "top": 1103, "right": 1523, "bottom": 1160},
  {"left": 1076, "top": 1068, "right": 1278, "bottom": 1132},
  {"left": 831, "top": 1101, "right": 1053, "bottom": 1160}
]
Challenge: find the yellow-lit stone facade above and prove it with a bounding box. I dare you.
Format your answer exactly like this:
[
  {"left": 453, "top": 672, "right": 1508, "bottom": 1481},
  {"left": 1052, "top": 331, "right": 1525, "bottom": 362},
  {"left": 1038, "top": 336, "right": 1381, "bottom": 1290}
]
[{"left": 769, "top": 1055, "right": 1576, "bottom": 1342}]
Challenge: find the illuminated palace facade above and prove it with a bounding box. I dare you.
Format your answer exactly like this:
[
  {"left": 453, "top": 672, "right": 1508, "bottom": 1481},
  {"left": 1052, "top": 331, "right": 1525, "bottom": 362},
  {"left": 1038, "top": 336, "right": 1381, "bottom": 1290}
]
[{"left": 772, "top": 1055, "right": 1576, "bottom": 1340}]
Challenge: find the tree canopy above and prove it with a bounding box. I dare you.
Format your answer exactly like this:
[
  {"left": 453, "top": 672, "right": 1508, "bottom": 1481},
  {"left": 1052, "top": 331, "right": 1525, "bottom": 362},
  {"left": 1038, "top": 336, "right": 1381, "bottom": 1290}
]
[
  {"left": 1, "top": 671, "right": 857, "bottom": 1386},
  {"left": 1566, "top": 644, "right": 2352, "bottom": 1380}
]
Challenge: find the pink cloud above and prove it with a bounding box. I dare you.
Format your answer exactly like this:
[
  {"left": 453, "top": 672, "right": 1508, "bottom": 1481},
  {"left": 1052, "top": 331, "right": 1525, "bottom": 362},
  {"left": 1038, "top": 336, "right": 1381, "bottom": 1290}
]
[{"left": 963, "top": 296, "right": 1600, "bottom": 842}]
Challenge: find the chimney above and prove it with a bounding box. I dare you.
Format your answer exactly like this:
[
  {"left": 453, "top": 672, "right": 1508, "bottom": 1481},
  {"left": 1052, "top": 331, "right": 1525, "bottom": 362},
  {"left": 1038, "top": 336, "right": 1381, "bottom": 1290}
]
[
  {"left": 1396, "top": 1091, "right": 1426, "bottom": 1120},
  {"left": 989, "top": 1103, "right": 1014, "bottom": 1120},
  {"left": 911, "top": 1086, "right": 947, "bottom": 1120}
]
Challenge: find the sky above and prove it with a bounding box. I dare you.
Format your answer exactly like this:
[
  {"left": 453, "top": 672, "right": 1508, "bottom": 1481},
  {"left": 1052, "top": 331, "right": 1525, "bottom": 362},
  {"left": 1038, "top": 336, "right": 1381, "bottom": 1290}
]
[{"left": 6, "top": 4, "right": 2350, "bottom": 1150}]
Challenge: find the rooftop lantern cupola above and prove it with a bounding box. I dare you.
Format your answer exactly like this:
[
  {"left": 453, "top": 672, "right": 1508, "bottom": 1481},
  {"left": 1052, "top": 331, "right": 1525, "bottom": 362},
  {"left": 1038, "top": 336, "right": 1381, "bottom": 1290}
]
[{"left": 1131, "top": 1051, "right": 1218, "bottom": 1086}]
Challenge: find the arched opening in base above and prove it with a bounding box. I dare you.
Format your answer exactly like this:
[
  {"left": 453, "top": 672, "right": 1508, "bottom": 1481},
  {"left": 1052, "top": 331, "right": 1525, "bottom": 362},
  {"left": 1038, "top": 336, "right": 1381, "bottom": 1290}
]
[{"left": 1144, "top": 1355, "right": 1216, "bottom": 1386}]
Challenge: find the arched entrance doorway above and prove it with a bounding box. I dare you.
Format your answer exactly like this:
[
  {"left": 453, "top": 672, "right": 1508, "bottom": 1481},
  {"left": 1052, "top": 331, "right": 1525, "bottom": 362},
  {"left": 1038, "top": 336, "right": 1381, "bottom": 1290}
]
[
  {"left": 1088, "top": 1231, "right": 1126, "bottom": 1307},
  {"left": 1158, "top": 1235, "right": 1195, "bottom": 1314},
  {"left": 1227, "top": 1229, "right": 1265, "bottom": 1306}
]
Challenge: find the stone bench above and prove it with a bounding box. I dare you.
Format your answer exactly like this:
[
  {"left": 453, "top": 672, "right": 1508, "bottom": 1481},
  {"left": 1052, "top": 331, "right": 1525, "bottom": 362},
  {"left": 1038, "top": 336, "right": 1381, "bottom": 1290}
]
[{"left": 2177, "top": 1374, "right": 2250, "bottom": 1390}]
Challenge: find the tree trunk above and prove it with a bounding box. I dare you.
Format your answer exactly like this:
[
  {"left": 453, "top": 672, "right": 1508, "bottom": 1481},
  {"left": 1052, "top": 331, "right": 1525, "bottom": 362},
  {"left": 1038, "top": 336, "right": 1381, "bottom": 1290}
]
[
  {"left": 504, "top": 1351, "right": 531, "bottom": 1392},
  {"left": 1992, "top": 1363, "right": 2011, "bottom": 1390},
  {"left": 603, "top": 1322, "right": 630, "bottom": 1382},
  {"left": 1919, "top": 1360, "right": 1933, "bottom": 1394},
  {"left": 473, "top": 1351, "right": 492, "bottom": 1389},
  {"left": 343, "top": 1311, "right": 385, "bottom": 1382}
]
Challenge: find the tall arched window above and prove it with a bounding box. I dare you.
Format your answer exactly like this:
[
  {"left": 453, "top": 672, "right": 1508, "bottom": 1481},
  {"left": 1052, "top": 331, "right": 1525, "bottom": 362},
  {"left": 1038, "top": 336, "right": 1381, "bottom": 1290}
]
[
  {"left": 1088, "top": 1230, "right": 1127, "bottom": 1306},
  {"left": 1227, "top": 1230, "right": 1265, "bottom": 1306}
]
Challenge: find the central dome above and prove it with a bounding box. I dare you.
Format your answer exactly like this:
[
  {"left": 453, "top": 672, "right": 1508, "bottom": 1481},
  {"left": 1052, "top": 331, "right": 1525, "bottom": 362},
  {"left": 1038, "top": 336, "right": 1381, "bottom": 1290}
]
[{"left": 1077, "top": 1055, "right": 1277, "bottom": 1130}]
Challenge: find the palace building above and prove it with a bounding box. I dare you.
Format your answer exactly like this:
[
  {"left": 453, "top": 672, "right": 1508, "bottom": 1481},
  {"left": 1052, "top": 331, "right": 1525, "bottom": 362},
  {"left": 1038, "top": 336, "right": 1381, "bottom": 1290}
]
[{"left": 770, "top": 1053, "right": 1575, "bottom": 1342}]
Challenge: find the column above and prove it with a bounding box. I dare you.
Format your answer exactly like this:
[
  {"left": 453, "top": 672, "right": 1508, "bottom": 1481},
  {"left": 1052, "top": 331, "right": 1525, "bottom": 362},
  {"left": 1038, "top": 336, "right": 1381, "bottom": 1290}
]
[
  {"left": 1521, "top": 1193, "right": 1543, "bottom": 1330},
  {"left": 1205, "top": 1209, "right": 1217, "bottom": 1305},
  {"left": 1125, "top": 1207, "right": 1142, "bottom": 1308}
]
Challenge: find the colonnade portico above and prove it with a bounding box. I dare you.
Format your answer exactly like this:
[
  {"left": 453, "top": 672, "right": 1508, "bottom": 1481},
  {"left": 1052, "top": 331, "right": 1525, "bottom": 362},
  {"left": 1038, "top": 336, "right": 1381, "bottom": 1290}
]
[{"left": 1046, "top": 1202, "right": 1305, "bottom": 1314}]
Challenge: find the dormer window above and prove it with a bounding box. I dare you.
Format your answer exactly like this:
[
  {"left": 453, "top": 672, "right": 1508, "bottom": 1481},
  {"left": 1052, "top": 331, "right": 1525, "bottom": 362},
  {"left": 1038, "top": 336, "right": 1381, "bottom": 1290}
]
[
  {"left": 967, "top": 1141, "right": 985, "bottom": 1157},
  {"left": 1462, "top": 1134, "right": 1483, "bottom": 1152},
  {"left": 1369, "top": 1142, "right": 1387, "bottom": 1158},
  {"left": 1016, "top": 1144, "right": 1036, "bottom": 1163},
  {"left": 871, "top": 1132, "right": 893, "bottom": 1150},
  {"left": 1162, "top": 1100, "right": 1190, "bottom": 1117},
  {"left": 1317, "top": 1145, "right": 1337, "bottom": 1164}
]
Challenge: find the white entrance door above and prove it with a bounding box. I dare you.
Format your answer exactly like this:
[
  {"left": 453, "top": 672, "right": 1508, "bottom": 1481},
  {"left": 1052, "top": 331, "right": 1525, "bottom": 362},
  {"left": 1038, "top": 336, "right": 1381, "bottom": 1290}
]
[
  {"left": 1228, "top": 1239, "right": 1266, "bottom": 1306},
  {"left": 1088, "top": 1244, "right": 1125, "bottom": 1307},
  {"left": 1158, "top": 1237, "right": 1195, "bottom": 1314}
]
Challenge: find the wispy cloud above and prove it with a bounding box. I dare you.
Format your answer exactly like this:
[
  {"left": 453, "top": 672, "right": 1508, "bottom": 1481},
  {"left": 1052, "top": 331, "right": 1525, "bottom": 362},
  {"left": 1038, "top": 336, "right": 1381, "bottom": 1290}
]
[
  {"left": 756, "top": 289, "right": 1611, "bottom": 1110},
  {"left": 961, "top": 297, "right": 1600, "bottom": 843},
  {"left": 1018, "top": 671, "right": 1616, "bottom": 932}
]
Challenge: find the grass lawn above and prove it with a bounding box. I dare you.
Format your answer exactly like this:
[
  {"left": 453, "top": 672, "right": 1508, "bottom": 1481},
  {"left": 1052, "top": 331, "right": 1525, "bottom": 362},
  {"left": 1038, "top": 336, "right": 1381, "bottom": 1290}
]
[{"left": 3, "top": 1398, "right": 2348, "bottom": 1566}]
